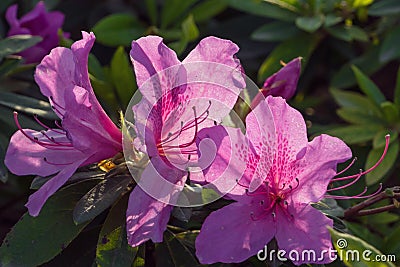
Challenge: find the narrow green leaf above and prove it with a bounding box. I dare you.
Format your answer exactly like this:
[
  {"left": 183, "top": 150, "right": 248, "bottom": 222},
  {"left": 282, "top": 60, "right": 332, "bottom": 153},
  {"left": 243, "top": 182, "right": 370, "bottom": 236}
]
[
  {"left": 92, "top": 14, "right": 145, "bottom": 47},
  {"left": 351, "top": 65, "right": 386, "bottom": 105},
  {"left": 330, "top": 88, "right": 382, "bottom": 117},
  {"left": 295, "top": 15, "right": 323, "bottom": 33},
  {"left": 160, "top": 0, "right": 197, "bottom": 28},
  {"left": 347, "top": 25, "right": 369, "bottom": 42},
  {"left": 395, "top": 66, "right": 400, "bottom": 106},
  {"left": 0, "top": 58, "right": 23, "bottom": 77},
  {"left": 379, "top": 26, "right": 400, "bottom": 63},
  {"left": 336, "top": 107, "right": 384, "bottom": 125},
  {"left": 380, "top": 101, "right": 399, "bottom": 123},
  {"left": 325, "top": 124, "right": 382, "bottom": 144},
  {"left": 251, "top": 21, "right": 300, "bottom": 42},
  {"left": 73, "top": 175, "right": 132, "bottom": 224},
  {"left": 228, "top": 0, "right": 297, "bottom": 22},
  {"left": 373, "top": 129, "right": 398, "bottom": 149},
  {"left": 145, "top": 0, "right": 158, "bottom": 25},
  {"left": 352, "top": 0, "right": 373, "bottom": 8},
  {"left": 110, "top": 47, "right": 137, "bottom": 110},
  {"left": 155, "top": 230, "right": 199, "bottom": 267},
  {"left": 330, "top": 228, "right": 396, "bottom": 267},
  {"left": 365, "top": 140, "right": 399, "bottom": 185},
  {"left": 324, "top": 14, "right": 343, "bottom": 27},
  {"left": 191, "top": 0, "right": 228, "bottom": 23},
  {"left": 0, "top": 91, "right": 57, "bottom": 120},
  {"left": 369, "top": 0, "right": 400, "bottom": 16},
  {"left": 258, "top": 33, "right": 320, "bottom": 82},
  {"left": 332, "top": 46, "right": 384, "bottom": 89},
  {"left": 382, "top": 224, "right": 400, "bottom": 254},
  {"left": 96, "top": 194, "right": 138, "bottom": 267},
  {"left": 0, "top": 35, "right": 42, "bottom": 61},
  {"left": 326, "top": 25, "right": 352, "bottom": 42},
  {"left": 0, "top": 133, "right": 8, "bottom": 183},
  {"left": 0, "top": 180, "right": 99, "bottom": 267},
  {"left": 181, "top": 14, "right": 199, "bottom": 42}
]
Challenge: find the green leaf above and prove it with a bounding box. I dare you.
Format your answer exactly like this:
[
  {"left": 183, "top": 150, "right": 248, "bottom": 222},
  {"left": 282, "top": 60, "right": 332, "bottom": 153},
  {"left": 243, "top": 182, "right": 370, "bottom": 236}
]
[
  {"left": 155, "top": 230, "right": 199, "bottom": 267},
  {"left": 0, "top": 180, "right": 100, "bottom": 267},
  {"left": 191, "top": 0, "right": 228, "bottom": 23},
  {"left": 347, "top": 25, "right": 369, "bottom": 42},
  {"left": 145, "top": 0, "right": 158, "bottom": 25},
  {"left": 0, "top": 133, "right": 8, "bottom": 183},
  {"left": 351, "top": 65, "right": 386, "bottom": 105},
  {"left": 258, "top": 33, "right": 320, "bottom": 82},
  {"left": 332, "top": 46, "right": 384, "bottom": 89},
  {"left": 365, "top": 139, "right": 399, "bottom": 185},
  {"left": 96, "top": 194, "right": 137, "bottom": 267},
  {"left": 181, "top": 14, "right": 199, "bottom": 42},
  {"left": 160, "top": 0, "right": 197, "bottom": 28},
  {"left": 347, "top": 222, "right": 384, "bottom": 249},
  {"left": 73, "top": 175, "right": 132, "bottom": 224},
  {"left": 295, "top": 15, "right": 324, "bottom": 33},
  {"left": 325, "top": 124, "right": 382, "bottom": 144},
  {"left": 312, "top": 198, "right": 344, "bottom": 217},
  {"left": 352, "top": 0, "right": 373, "bottom": 8},
  {"left": 326, "top": 25, "right": 352, "bottom": 42},
  {"left": 369, "top": 0, "right": 400, "bottom": 16},
  {"left": 373, "top": 129, "right": 398, "bottom": 149},
  {"left": 382, "top": 224, "right": 400, "bottom": 254},
  {"left": 0, "top": 91, "right": 57, "bottom": 120},
  {"left": 0, "top": 35, "right": 42, "bottom": 61},
  {"left": 331, "top": 88, "right": 383, "bottom": 117},
  {"left": 110, "top": 47, "right": 137, "bottom": 110},
  {"left": 31, "top": 169, "right": 105, "bottom": 190},
  {"left": 228, "top": 0, "right": 298, "bottom": 22},
  {"left": 379, "top": 26, "right": 400, "bottom": 63},
  {"left": 171, "top": 207, "right": 192, "bottom": 222},
  {"left": 0, "top": 57, "right": 23, "bottom": 77},
  {"left": 324, "top": 14, "right": 343, "bottom": 27},
  {"left": 395, "top": 66, "right": 400, "bottom": 106},
  {"left": 336, "top": 107, "right": 384, "bottom": 125},
  {"left": 251, "top": 21, "right": 300, "bottom": 42},
  {"left": 380, "top": 101, "right": 399, "bottom": 123},
  {"left": 92, "top": 14, "right": 145, "bottom": 47},
  {"left": 330, "top": 228, "right": 396, "bottom": 267}
]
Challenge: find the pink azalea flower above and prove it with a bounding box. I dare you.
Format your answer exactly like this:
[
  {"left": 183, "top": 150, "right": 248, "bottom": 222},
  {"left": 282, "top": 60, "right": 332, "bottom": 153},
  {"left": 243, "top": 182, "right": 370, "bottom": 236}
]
[
  {"left": 5, "top": 32, "right": 122, "bottom": 217},
  {"left": 195, "top": 96, "right": 353, "bottom": 265},
  {"left": 251, "top": 57, "right": 301, "bottom": 109},
  {"left": 126, "top": 36, "right": 245, "bottom": 246},
  {"left": 5, "top": 1, "right": 69, "bottom": 64}
]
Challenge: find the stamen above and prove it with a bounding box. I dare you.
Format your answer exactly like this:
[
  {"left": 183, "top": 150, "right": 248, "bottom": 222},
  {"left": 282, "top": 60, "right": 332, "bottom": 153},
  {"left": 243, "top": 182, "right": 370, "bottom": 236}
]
[
  {"left": 40, "top": 131, "right": 73, "bottom": 147},
  {"left": 327, "top": 170, "right": 363, "bottom": 192},
  {"left": 34, "top": 115, "right": 65, "bottom": 134},
  {"left": 13, "top": 112, "right": 72, "bottom": 150},
  {"left": 44, "top": 157, "right": 73, "bottom": 166},
  {"left": 325, "top": 183, "right": 383, "bottom": 200},
  {"left": 333, "top": 135, "right": 390, "bottom": 182},
  {"left": 336, "top": 157, "right": 358, "bottom": 176}
]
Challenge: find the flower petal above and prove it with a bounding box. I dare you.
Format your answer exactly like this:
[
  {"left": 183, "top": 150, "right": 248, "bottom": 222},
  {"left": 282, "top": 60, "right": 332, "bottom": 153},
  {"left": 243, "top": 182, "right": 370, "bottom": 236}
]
[
  {"left": 126, "top": 186, "right": 173, "bottom": 246},
  {"left": 195, "top": 202, "right": 275, "bottom": 264},
  {"left": 195, "top": 125, "right": 249, "bottom": 197},
  {"left": 245, "top": 99, "right": 276, "bottom": 192},
  {"left": 292, "top": 134, "right": 352, "bottom": 203},
  {"left": 25, "top": 157, "right": 87, "bottom": 216},
  {"left": 5, "top": 129, "right": 85, "bottom": 177},
  {"left": 130, "top": 35, "right": 180, "bottom": 89},
  {"left": 275, "top": 204, "right": 334, "bottom": 265},
  {"left": 266, "top": 96, "right": 308, "bottom": 163}
]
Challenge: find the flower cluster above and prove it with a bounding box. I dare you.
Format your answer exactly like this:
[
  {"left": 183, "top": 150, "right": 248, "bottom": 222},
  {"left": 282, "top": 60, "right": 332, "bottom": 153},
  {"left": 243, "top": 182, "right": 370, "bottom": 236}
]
[{"left": 4, "top": 6, "right": 389, "bottom": 265}]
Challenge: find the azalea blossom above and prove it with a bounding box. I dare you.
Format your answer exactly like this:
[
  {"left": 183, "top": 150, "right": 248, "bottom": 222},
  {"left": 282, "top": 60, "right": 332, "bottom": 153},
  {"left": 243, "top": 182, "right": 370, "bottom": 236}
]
[
  {"left": 250, "top": 57, "right": 301, "bottom": 109},
  {"left": 5, "top": 1, "right": 68, "bottom": 63},
  {"left": 195, "top": 96, "right": 354, "bottom": 265},
  {"left": 126, "top": 36, "right": 245, "bottom": 246},
  {"left": 5, "top": 32, "right": 122, "bottom": 217}
]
